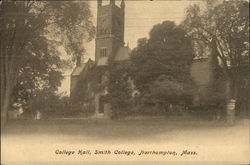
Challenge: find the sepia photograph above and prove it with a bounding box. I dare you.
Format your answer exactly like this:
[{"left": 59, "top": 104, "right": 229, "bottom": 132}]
[{"left": 1, "top": 0, "right": 249, "bottom": 164}]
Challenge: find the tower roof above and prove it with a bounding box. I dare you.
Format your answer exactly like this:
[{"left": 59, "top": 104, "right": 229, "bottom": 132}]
[{"left": 114, "top": 46, "right": 131, "bottom": 61}]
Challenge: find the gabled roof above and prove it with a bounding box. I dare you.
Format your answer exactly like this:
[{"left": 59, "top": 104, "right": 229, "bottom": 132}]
[
  {"left": 71, "top": 59, "right": 94, "bottom": 76},
  {"left": 115, "top": 46, "right": 131, "bottom": 61},
  {"left": 71, "top": 64, "right": 86, "bottom": 76}
]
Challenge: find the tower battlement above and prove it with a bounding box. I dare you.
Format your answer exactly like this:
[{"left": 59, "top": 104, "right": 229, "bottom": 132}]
[{"left": 95, "top": 0, "right": 125, "bottom": 66}]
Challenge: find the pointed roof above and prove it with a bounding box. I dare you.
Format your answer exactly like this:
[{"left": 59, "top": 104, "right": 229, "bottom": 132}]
[
  {"left": 71, "top": 59, "right": 94, "bottom": 76},
  {"left": 114, "top": 46, "right": 131, "bottom": 61},
  {"left": 71, "top": 64, "right": 86, "bottom": 76}
]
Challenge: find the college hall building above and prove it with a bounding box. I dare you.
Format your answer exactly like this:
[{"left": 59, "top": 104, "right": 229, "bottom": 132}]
[{"left": 70, "top": 0, "right": 218, "bottom": 118}]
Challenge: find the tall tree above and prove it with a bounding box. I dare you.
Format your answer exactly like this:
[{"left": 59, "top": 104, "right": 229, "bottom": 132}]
[
  {"left": 0, "top": 1, "right": 95, "bottom": 127},
  {"left": 106, "top": 61, "right": 132, "bottom": 118},
  {"left": 183, "top": 0, "right": 249, "bottom": 115},
  {"left": 131, "top": 21, "right": 195, "bottom": 110}
]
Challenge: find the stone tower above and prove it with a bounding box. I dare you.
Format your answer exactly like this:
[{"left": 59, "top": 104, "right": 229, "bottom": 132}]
[{"left": 95, "top": 0, "right": 125, "bottom": 66}]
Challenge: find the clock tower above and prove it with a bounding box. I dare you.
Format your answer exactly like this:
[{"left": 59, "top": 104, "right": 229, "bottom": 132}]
[{"left": 95, "top": 0, "right": 125, "bottom": 66}]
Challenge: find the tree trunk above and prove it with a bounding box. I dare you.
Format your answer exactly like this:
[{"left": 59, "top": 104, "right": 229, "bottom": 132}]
[
  {"left": 1, "top": 85, "right": 12, "bottom": 131},
  {"left": 225, "top": 78, "right": 237, "bottom": 125},
  {"left": 1, "top": 1, "right": 29, "bottom": 130}
]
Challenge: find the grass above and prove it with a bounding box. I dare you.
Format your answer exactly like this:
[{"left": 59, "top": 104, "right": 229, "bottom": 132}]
[
  {"left": 1, "top": 117, "right": 249, "bottom": 164},
  {"left": 2, "top": 117, "right": 248, "bottom": 143}
]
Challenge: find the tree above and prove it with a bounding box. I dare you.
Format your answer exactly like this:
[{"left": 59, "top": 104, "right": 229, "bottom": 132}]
[
  {"left": 26, "top": 90, "right": 72, "bottom": 119},
  {"left": 0, "top": 1, "right": 95, "bottom": 127},
  {"left": 69, "top": 61, "right": 96, "bottom": 115},
  {"left": 183, "top": 0, "right": 249, "bottom": 116},
  {"left": 106, "top": 61, "right": 132, "bottom": 118},
  {"left": 149, "top": 75, "right": 194, "bottom": 109},
  {"left": 130, "top": 21, "right": 195, "bottom": 111}
]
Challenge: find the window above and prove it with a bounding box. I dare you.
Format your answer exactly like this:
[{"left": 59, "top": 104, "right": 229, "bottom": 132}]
[{"left": 100, "top": 48, "right": 107, "bottom": 57}]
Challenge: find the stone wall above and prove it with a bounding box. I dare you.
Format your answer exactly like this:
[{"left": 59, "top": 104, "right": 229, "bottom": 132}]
[{"left": 190, "top": 58, "right": 213, "bottom": 105}]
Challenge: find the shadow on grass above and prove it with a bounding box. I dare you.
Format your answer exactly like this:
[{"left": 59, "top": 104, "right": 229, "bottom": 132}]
[{"left": 2, "top": 117, "right": 241, "bottom": 143}]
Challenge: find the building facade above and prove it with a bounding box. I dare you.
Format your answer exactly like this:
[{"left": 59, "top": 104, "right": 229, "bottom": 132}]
[
  {"left": 71, "top": 0, "right": 130, "bottom": 118},
  {"left": 70, "top": 0, "right": 218, "bottom": 118}
]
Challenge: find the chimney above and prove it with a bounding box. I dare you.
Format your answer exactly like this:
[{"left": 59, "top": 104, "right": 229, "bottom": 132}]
[
  {"left": 121, "top": 0, "right": 125, "bottom": 9},
  {"left": 76, "top": 56, "right": 81, "bottom": 67},
  {"left": 97, "top": 0, "right": 102, "bottom": 8}
]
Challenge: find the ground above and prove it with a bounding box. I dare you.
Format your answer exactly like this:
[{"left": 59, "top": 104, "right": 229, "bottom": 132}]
[{"left": 1, "top": 117, "right": 249, "bottom": 165}]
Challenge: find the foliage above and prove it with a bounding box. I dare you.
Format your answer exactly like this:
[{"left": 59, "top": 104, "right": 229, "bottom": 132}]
[
  {"left": 26, "top": 90, "right": 71, "bottom": 118},
  {"left": 149, "top": 75, "right": 195, "bottom": 106},
  {"left": 89, "top": 66, "right": 109, "bottom": 93},
  {"left": 0, "top": 1, "right": 95, "bottom": 125},
  {"left": 183, "top": 0, "right": 249, "bottom": 116},
  {"left": 130, "top": 21, "right": 195, "bottom": 109},
  {"left": 106, "top": 61, "right": 132, "bottom": 118},
  {"left": 183, "top": 0, "right": 249, "bottom": 106},
  {"left": 70, "top": 62, "right": 96, "bottom": 114}
]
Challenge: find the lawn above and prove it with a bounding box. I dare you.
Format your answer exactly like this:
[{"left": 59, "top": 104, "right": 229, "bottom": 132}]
[{"left": 1, "top": 117, "right": 249, "bottom": 165}]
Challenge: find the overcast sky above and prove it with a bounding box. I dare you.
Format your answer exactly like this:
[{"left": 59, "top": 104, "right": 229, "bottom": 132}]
[{"left": 58, "top": 0, "right": 202, "bottom": 95}]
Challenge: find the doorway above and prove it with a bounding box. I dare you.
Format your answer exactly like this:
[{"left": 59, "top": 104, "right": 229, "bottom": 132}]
[{"left": 99, "top": 96, "right": 105, "bottom": 114}]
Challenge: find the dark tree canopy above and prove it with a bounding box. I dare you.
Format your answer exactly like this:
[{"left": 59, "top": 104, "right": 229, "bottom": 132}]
[
  {"left": 183, "top": 0, "right": 249, "bottom": 115},
  {"left": 131, "top": 21, "right": 194, "bottom": 90},
  {"left": 0, "top": 1, "right": 95, "bottom": 125},
  {"left": 130, "top": 21, "right": 195, "bottom": 107},
  {"left": 106, "top": 61, "right": 132, "bottom": 118}
]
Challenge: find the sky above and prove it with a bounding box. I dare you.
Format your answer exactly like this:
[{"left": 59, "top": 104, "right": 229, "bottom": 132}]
[{"left": 58, "top": 0, "right": 202, "bottom": 95}]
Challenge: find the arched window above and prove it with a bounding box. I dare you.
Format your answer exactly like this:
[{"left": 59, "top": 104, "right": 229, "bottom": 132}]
[{"left": 100, "top": 48, "right": 107, "bottom": 57}]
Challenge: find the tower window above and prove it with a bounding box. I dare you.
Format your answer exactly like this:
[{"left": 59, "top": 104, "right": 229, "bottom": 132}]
[{"left": 100, "top": 48, "right": 107, "bottom": 57}]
